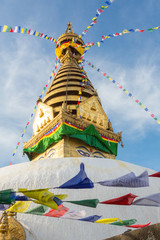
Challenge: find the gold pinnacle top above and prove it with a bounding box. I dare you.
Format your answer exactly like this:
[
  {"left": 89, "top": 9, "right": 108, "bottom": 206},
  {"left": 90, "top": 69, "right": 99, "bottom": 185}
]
[
  {"left": 55, "top": 22, "right": 85, "bottom": 63},
  {"left": 65, "top": 22, "right": 74, "bottom": 33}
]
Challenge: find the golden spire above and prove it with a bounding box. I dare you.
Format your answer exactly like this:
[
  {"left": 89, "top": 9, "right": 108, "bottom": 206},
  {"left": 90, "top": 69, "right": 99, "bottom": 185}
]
[{"left": 65, "top": 21, "right": 73, "bottom": 33}]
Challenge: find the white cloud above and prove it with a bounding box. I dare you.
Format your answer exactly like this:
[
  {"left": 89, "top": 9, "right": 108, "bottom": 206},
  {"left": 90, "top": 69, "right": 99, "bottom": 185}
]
[
  {"left": 0, "top": 34, "right": 55, "bottom": 166},
  {"left": 85, "top": 52, "right": 160, "bottom": 138}
]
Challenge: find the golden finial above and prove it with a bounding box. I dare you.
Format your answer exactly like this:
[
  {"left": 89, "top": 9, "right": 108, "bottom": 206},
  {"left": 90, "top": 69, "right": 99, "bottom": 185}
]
[{"left": 65, "top": 21, "right": 74, "bottom": 33}]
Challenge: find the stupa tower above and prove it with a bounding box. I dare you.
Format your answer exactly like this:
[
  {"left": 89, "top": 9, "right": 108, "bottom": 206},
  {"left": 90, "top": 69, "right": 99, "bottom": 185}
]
[{"left": 23, "top": 22, "right": 123, "bottom": 161}]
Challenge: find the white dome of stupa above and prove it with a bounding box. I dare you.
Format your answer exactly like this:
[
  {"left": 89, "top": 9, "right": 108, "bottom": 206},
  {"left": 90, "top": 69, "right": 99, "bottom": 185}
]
[{"left": 0, "top": 157, "right": 159, "bottom": 240}]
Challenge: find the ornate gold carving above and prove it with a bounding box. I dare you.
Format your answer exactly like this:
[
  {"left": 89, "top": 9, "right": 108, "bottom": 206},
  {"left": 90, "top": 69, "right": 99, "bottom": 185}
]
[
  {"left": 0, "top": 211, "right": 25, "bottom": 240},
  {"left": 108, "top": 119, "right": 113, "bottom": 132},
  {"left": 39, "top": 108, "right": 44, "bottom": 118},
  {"left": 47, "top": 116, "right": 51, "bottom": 123}
]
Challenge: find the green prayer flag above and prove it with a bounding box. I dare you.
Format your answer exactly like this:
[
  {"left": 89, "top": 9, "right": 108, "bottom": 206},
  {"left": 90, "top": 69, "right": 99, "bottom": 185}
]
[
  {"left": 148, "top": 28, "right": 153, "bottom": 32},
  {"left": 111, "top": 219, "right": 137, "bottom": 226},
  {"left": 66, "top": 199, "right": 99, "bottom": 208},
  {"left": 26, "top": 205, "right": 49, "bottom": 215},
  {"left": 7, "top": 26, "right": 11, "bottom": 32},
  {"left": 24, "top": 29, "right": 28, "bottom": 34},
  {"left": 0, "top": 189, "right": 14, "bottom": 204}
]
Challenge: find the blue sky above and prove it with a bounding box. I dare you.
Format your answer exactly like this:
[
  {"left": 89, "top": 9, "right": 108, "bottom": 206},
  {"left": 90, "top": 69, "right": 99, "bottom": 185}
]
[{"left": 0, "top": 0, "right": 160, "bottom": 170}]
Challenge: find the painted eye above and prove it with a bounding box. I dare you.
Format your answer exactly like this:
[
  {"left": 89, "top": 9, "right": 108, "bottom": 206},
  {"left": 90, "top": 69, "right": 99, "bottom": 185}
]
[
  {"left": 94, "top": 155, "right": 103, "bottom": 158},
  {"left": 93, "top": 151, "right": 105, "bottom": 158},
  {"left": 47, "top": 148, "right": 55, "bottom": 158},
  {"left": 77, "top": 149, "right": 90, "bottom": 157}
]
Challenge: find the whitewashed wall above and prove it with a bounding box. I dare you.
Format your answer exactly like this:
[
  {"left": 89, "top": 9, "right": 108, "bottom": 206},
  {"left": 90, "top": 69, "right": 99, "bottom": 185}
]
[{"left": 0, "top": 157, "right": 160, "bottom": 240}]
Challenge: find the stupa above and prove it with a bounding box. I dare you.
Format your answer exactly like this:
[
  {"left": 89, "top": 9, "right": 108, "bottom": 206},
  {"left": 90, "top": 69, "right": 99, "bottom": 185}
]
[
  {"left": 0, "top": 23, "right": 159, "bottom": 240},
  {"left": 23, "top": 22, "right": 123, "bottom": 162}
]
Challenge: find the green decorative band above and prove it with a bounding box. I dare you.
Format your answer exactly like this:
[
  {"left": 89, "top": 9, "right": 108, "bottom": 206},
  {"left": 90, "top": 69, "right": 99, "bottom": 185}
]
[{"left": 23, "top": 121, "right": 118, "bottom": 158}]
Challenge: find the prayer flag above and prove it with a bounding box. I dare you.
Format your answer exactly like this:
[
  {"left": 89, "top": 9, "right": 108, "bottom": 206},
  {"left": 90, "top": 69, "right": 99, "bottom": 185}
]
[
  {"left": 19, "top": 188, "right": 67, "bottom": 210},
  {"left": 58, "top": 163, "right": 94, "bottom": 189},
  {"left": 111, "top": 219, "right": 137, "bottom": 226},
  {"left": 66, "top": 199, "right": 99, "bottom": 208},
  {"left": 44, "top": 204, "right": 69, "bottom": 218},
  {"left": 26, "top": 205, "right": 48, "bottom": 215},
  {"left": 149, "top": 172, "right": 160, "bottom": 178},
  {"left": 0, "top": 189, "right": 15, "bottom": 204},
  {"left": 127, "top": 222, "right": 151, "bottom": 228},
  {"left": 7, "top": 201, "right": 31, "bottom": 213},
  {"left": 79, "top": 215, "right": 101, "bottom": 222},
  {"left": 122, "top": 29, "right": 130, "bottom": 34},
  {"left": 61, "top": 210, "right": 86, "bottom": 220},
  {"left": 15, "top": 195, "right": 30, "bottom": 201},
  {"left": 97, "top": 171, "right": 149, "bottom": 187},
  {"left": 100, "top": 193, "right": 138, "bottom": 205},
  {"left": 133, "top": 193, "right": 160, "bottom": 207},
  {"left": 2, "top": 25, "right": 8, "bottom": 32},
  {"left": 95, "top": 218, "right": 119, "bottom": 224},
  {"left": 19, "top": 188, "right": 53, "bottom": 202}
]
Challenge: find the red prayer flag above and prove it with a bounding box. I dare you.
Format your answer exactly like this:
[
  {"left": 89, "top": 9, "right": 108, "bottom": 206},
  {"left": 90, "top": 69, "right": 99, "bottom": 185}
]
[
  {"left": 28, "top": 29, "right": 31, "bottom": 34},
  {"left": 115, "top": 33, "right": 119, "bottom": 36},
  {"left": 139, "top": 30, "right": 145, "bottom": 32},
  {"left": 126, "top": 222, "right": 151, "bottom": 228},
  {"left": 100, "top": 193, "right": 138, "bottom": 205},
  {"left": 98, "top": 9, "right": 103, "bottom": 13},
  {"left": 43, "top": 204, "right": 69, "bottom": 218},
  {"left": 149, "top": 172, "right": 160, "bottom": 178},
  {"left": 10, "top": 28, "right": 13, "bottom": 32}
]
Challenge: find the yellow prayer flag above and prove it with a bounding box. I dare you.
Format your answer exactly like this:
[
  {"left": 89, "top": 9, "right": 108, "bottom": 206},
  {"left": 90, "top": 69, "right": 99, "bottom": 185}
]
[
  {"left": 87, "top": 26, "right": 91, "bottom": 29},
  {"left": 92, "top": 17, "right": 97, "bottom": 21},
  {"left": 102, "top": 6, "right": 108, "bottom": 9},
  {"left": 51, "top": 73, "right": 54, "bottom": 77},
  {"left": 125, "top": 91, "right": 129, "bottom": 94},
  {"left": 21, "top": 28, "right": 24, "bottom": 33},
  {"left": 95, "top": 218, "right": 118, "bottom": 224},
  {"left": 153, "top": 26, "right": 160, "bottom": 29},
  {"left": 2, "top": 25, "right": 8, "bottom": 32},
  {"left": 105, "top": 36, "right": 110, "bottom": 39},
  {"left": 122, "top": 29, "right": 130, "bottom": 34},
  {"left": 79, "top": 91, "right": 82, "bottom": 95},
  {"left": 45, "top": 36, "right": 48, "bottom": 39},
  {"left": 53, "top": 39, "right": 56, "bottom": 42},
  {"left": 14, "top": 150, "right": 16, "bottom": 153},
  {"left": 33, "top": 109, "right": 35, "bottom": 113},
  {"left": 142, "top": 105, "right": 145, "bottom": 109},
  {"left": 35, "top": 32, "right": 39, "bottom": 36},
  {"left": 19, "top": 188, "right": 53, "bottom": 202},
  {"left": 7, "top": 201, "right": 31, "bottom": 213},
  {"left": 55, "top": 194, "right": 68, "bottom": 200},
  {"left": 78, "top": 35, "right": 81, "bottom": 38},
  {"left": 109, "top": 78, "right": 112, "bottom": 81},
  {"left": 97, "top": 42, "right": 100, "bottom": 47},
  {"left": 157, "top": 121, "right": 160, "bottom": 124},
  {"left": 34, "top": 194, "right": 67, "bottom": 210},
  {"left": 42, "top": 90, "right": 44, "bottom": 94}
]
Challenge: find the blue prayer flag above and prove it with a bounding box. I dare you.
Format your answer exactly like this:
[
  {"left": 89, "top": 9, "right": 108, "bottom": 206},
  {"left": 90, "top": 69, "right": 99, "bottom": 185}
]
[
  {"left": 79, "top": 215, "right": 102, "bottom": 222},
  {"left": 58, "top": 163, "right": 94, "bottom": 189}
]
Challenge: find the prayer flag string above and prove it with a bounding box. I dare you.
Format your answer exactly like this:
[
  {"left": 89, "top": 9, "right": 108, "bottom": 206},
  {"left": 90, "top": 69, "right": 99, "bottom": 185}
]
[
  {"left": 83, "top": 59, "right": 160, "bottom": 124},
  {"left": 0, "top": 25, "right": 57, "bottom": 43},
  {"left": 10, "top": 57, "right": 60, "bottom": 165},
  {"left": 84, "top": 25, "right": 160, "bottom": 50},
  {"left": 80, "top": 0, "right": 114, "bottom": 38}
]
